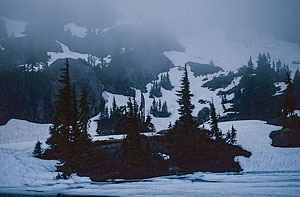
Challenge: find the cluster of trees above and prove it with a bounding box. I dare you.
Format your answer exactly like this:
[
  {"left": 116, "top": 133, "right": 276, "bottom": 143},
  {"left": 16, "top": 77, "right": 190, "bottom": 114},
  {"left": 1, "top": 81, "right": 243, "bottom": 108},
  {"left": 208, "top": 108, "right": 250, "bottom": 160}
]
[
  {"left": 38, "top": 61, "right": 246, "bottom": 180},
  {"left": 149, "top": 73, "right": 173, "bottom": 98},
  {"left": 149, "top": 81, "right": 162, "bottom": 98},
  {"left": 234, "top": 53, "right": 300, "bottom": 119},
  {"left": 150, "top": 99, "right": 171, "bottom": 118},
  {"left": 40, "top": 59, "right": 92, "bottom": 178},
  {"left": 167, "top": 65, "right": 240, "bottom": 171},
  {"left": 97, "top": 96, "right": 155, "bottom": 134},
  {"left": 160, "top": 73, "right": 173, "bottom": 90}
]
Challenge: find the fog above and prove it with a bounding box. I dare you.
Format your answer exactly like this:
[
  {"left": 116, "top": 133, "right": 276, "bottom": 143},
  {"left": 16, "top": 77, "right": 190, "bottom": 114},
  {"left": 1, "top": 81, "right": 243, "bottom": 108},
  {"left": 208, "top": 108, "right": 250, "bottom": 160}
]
[
  {"left": 111, "top": 0, "right": 300, "bottom": 42},
  {"left": 1, "top": 0, "right": 299, "bottom": 42}
]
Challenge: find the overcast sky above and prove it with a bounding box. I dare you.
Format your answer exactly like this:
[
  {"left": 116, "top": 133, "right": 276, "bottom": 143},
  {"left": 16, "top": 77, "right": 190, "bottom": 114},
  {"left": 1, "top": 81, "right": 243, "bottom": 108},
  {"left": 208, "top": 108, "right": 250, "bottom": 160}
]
[{"left": 110, "top": 0, "right": 300, "bottom": 41}]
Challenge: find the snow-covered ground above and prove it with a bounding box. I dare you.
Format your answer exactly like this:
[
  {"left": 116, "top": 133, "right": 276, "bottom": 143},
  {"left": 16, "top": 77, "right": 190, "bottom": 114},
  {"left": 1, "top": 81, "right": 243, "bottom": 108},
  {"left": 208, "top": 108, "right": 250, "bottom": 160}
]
[
  {"left": 103, "top": 65, "right": 237, "bottom": 131},
  {"left": 165, "top": 30, "right": 300, "bottom": 73},
  {"left": 0, "top": 119, "right": 300, "bottom": 196},
  {"left": 2, "top": 17, "right": 26, "bottom": 37}
]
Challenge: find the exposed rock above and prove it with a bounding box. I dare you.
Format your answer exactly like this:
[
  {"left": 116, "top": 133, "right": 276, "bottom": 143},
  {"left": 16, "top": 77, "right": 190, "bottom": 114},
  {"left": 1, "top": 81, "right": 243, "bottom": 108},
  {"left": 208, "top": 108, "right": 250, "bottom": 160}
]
[
  {"left": 270, "top": 128, "right": 300, "bottom": 147},
  {"left": 197, "top": 107, "right": 210, "bottom": 124}
]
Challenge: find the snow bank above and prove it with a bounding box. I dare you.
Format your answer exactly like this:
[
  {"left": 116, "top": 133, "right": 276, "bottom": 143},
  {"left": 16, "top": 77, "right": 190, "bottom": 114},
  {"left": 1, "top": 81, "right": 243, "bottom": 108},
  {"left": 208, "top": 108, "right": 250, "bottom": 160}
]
[
  {"left": 0, "top": 119, "right": 50, "bottom": 145},
  {"left": 218, "top": 120, "right": 300, "bottom": 172}
]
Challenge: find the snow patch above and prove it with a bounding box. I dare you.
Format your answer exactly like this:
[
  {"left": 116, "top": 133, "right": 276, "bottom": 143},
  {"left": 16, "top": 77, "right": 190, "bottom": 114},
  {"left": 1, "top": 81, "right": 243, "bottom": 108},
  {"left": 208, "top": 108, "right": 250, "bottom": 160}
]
[
  {"left": 47, "top": 41, "right": 111, "bottom": 68},
  {"left": 64, "top": 23, "right": 87, "bottom": 38},
  {"left": 273, "top": 82, "right": 287, "bottom": 96}
]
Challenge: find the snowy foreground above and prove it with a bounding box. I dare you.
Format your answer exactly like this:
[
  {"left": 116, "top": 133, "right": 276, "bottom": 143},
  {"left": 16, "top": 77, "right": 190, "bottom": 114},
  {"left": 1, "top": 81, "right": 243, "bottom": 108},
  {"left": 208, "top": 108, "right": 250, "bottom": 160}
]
[{"left": 0, "top": 119, "right": 300, "bottom": 196}]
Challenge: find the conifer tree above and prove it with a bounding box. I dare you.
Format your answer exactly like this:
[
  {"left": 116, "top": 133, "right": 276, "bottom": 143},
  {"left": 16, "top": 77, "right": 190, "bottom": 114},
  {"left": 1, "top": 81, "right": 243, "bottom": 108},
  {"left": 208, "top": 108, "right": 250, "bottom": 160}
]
[
  {"left": 160, "top": 73, "right": 173, "bottom": 90},
  {"left": 78, "top": 88, "right": 91, "bottom": 141},
  {"left": 112, "top": 96, "right": 118, "bottom": 113},
  {"left": 294, "top": 69, "right": 300, "bottom": 107},
  {"left": 33, "top": 140, "right": 43, "bottom": 158},
  {"left": 145, "top": 114, "right": 155, "bottom": 131},
  {"left": 46, "top": 58, "right": 74, "bottom": 160},
  {"left": 225, "top": 125, "right": 237, "bottom": 145},
  {"left": 176, "top": 65, "right": 196, "bottom": 131},
  {"left": 209, "top": 100, "right": 221, "bottom": 139},
  {"left": 71, "top": 84, "right": 80, "bottom": 142},
  {"left": 123, "top": 97, "right": 144, "bottom": 168},
  {"left": 283, "top": 72, "right": 296, "bottom": 117}
]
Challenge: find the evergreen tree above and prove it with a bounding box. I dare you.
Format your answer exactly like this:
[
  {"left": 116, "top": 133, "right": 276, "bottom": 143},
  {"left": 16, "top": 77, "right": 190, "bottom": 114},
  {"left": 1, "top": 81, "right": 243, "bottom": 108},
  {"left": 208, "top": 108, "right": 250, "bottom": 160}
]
[
  {"left": 149, "top": 81, "right": 162, "bottom": 98},
  {"left": 46, "top": 58, "right": 74, "bottom": 160},
  {"left": 71, "top": 84, "right": 80, "bottom": 142},
  {"left": 33, "top": 140, "right": 43, "bottom": 158},
  {"left": 78, "top": 88, "right": 91, "bottom": 141},
  {"left": 161, "top": 101, "right": 171, "bottom": 117},
  {"left": 293, "top": 69, "right": 300, "bottom": 108},
  {"left": 123, "top": 97, "right": 144, "bottom": 168},
  {"left": 283, "top": 72, "right": 296, "bottom": 117},
  {"left": 145, "top": 114, "right": 155, "bottom": 131},
  {"left": 112, "top": 96, "right": 118, "bottom": 113},
  {"left": 225, "top": 125, "right": 237, "bottom": 145},
  {"left": 160, "top": 73, "right": 173, "bottom": 90},
  {"left": 176, "top": 64, "right": 196, "bottom": 130},
  {"left": 209, "top": 100, "right": 222, "bottom": 139}
]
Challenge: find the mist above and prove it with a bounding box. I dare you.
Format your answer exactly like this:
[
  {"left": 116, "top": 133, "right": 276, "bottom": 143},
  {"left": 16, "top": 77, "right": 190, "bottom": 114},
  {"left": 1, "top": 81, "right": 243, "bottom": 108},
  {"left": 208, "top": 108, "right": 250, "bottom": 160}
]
[{"left": 111, "top": 0, "right": 300, "bottom": 42}]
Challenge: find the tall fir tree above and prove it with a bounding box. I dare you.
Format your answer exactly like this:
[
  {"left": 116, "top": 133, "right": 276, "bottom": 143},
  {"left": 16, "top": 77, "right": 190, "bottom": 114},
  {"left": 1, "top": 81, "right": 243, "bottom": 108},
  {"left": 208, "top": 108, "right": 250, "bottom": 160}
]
[
  {"left": 123, "top": 97, "right": 144, "bottom": 168},
  {"left": 293, "top": 68, "right": 300, "bottom": 108},
  {"left": 78, "top": 88, "right": 92, "bottom": 142},
  {"left": 283, "top": 72, "right": 296, "bottom": 117},
  {"left": 33, "top": 140, "right": 43, "bottom": 158},
  {"left": 209, "top": 100, "right": 221, "bottom": 139},
  {"left": 46, "top": 58, "right": 74, "bottom": 160},
  {"left": 176, "top": 64, "right": 196, "bottom": 131}
]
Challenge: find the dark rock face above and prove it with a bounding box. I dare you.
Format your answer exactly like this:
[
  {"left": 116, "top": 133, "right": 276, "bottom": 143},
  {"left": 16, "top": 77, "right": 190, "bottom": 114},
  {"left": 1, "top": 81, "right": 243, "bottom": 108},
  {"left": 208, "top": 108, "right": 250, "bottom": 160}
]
[
  {"left": 197, "top": 107, "right": 210, "bottom": 124},
  {"left": 0, "top": 58, "right": 104, "bottom": 125},
  {"left": 187, "top": 61, "right": 223, "bottom": 77},
  {"left": 270, "top": 128, "right": 300, "bottom": 147}
]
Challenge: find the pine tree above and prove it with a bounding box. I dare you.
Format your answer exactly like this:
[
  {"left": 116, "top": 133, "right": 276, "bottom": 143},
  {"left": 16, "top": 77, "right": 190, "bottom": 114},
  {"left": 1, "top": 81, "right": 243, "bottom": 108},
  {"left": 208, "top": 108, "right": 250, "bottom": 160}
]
[
  {"left": 71, "top": 84, "right": 80, "bottom": 142},
  {"left": 149, "top": 81, "right": 162, "bottom": 98},
  {"left": 123, "top": 97, "right": 144, "bottom": 168},
  {"left": 160, "top": 73, "right": 173, "bottom": 90},
  {"left": 176, "top": 64, "right": 196, "bottom": 131},
  {"left": 46, "top": 58, "right": 74, "bottom": 160},
  {"left": 33, "top": 140, "right": 43, "bottom": 158},
  {"left": 161, "top": 101, "right": 171, "bottom": 117},
  {"left": 78, "top": 88, "right": 91, "bottom": 141},
  {"left": 294, "top": 69, "right": 300, "bottom": 108},
  {"left": 209, "top": 100, "right": 221, "bottom": 139},
  {"left": 145, "top": 114, "right": 155, "bottom": 131},
  {"left": 283, "top": 72, "right": 296, "bottom": 117},
  {"left": 112, "top": 96, "right": 118, "bottom": 113},
  {"left": 225, "top": 125, "right": 237, "bottom": 145}
]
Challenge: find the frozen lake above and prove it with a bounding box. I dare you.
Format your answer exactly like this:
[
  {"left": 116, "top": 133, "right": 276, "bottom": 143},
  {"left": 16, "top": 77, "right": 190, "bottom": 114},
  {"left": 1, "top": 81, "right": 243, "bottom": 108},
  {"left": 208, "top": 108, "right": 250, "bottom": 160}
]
[{"left": 0, "top": 171, "right": 300, "bottom": 196}]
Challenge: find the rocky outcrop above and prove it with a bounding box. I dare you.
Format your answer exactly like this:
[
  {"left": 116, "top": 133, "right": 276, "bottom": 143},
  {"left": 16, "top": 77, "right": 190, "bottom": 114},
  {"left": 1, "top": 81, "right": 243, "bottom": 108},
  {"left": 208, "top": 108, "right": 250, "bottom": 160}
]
[{"left": 270, "top": 128, "right": 300, "bottom": 147}]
